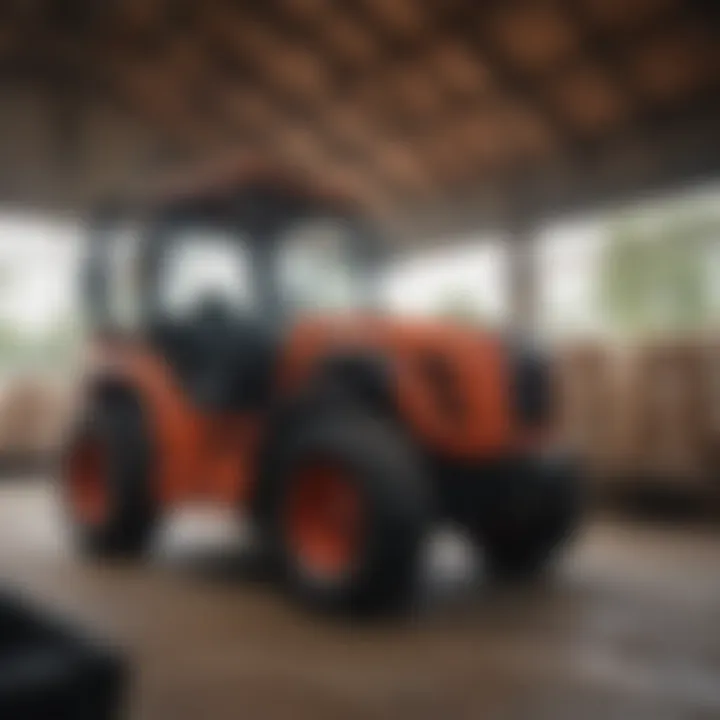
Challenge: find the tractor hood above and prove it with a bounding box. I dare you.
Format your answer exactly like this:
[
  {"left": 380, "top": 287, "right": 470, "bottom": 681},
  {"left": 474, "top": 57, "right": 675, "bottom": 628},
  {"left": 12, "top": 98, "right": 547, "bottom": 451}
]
[{"left": 281, "top": 316, "right": 551, "bottom": 459}]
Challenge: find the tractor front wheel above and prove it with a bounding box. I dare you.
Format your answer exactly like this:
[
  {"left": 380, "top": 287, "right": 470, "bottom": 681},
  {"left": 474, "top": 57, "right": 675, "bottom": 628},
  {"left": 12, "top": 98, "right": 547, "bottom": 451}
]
[{"left": 268, "top": 415, "right": 430, "bottom": 615}]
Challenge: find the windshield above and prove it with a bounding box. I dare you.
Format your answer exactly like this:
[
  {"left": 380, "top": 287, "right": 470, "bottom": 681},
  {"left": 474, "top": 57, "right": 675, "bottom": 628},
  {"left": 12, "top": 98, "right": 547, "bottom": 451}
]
[
  {"left": 85, "top": 220, "right": 257, "bottom": 329},
  {"left": 275, "top": 218, "right": 374, "bottom": 315},
  {"left": 156, "top": 226, "right": 255, "bottom": 319},
  {"left": 85, "top": 211, "right": 382, "bottom": 330}
]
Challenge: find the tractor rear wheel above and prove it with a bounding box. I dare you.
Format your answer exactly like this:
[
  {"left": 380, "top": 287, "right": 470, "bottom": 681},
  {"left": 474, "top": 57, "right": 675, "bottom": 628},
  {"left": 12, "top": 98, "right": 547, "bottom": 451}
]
[
  {"left": 64, "top": 392, "right": 157, "bottom": 559},
  {"left": 268, "top": 414, "right": 430, "bottom": 615}
]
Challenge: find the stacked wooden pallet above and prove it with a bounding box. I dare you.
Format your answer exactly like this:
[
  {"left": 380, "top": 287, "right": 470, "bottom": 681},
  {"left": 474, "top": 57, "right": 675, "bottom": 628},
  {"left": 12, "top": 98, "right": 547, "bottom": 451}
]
[
  {"left": 555, "top": 337, "right": 720, "bottom": 494},
  {"left": 0, "top": 375, "right": 73, "bottom": 469}
]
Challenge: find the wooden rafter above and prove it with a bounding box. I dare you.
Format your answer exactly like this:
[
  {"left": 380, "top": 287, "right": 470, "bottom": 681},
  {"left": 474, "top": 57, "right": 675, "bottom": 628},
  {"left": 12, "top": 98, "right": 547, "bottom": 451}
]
[
  {"left": 0, "top": 0, "right": 717, "bottom": 229},
  {"left": 193, "top": 0, "right": 432, "bottom": 202}
]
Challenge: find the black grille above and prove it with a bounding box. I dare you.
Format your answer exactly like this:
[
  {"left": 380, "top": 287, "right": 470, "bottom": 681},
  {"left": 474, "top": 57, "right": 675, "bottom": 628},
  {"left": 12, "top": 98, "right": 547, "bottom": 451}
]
[
  {"left": 418, "top": 353, "right": 466, "bottom": 423},
  {"left": 510, "top": 342, "right": 551, "bottom": 427}
]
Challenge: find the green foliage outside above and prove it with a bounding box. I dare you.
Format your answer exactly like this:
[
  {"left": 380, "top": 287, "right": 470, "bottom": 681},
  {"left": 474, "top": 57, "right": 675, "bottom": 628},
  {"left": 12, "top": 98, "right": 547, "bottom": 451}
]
[
  {"left": 0, "top": 319, "right": 82, "bottom": 372},
  {"left": 598, "top": 203, "right": 720, "bottom": 336},
  {"left": 0, "top": 261, "right": 81, "bottom": 371},
  {"left": 433, "top": 289, "right": 489, "bottom": 325}
]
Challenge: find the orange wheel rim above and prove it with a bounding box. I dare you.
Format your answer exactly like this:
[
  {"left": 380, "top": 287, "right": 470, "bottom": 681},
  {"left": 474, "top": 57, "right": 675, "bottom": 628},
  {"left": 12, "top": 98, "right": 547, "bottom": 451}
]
[
  {"left": 68, "top": 438, "right": 109, "bottom": 526},
  {"left": 286, "top": 461, "right": 363, "bottom": 580}
]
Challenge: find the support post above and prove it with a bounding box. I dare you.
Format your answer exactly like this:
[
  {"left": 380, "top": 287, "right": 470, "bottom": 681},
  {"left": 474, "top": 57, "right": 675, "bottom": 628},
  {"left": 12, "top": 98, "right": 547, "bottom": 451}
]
[{"left": 506, "top": 220, "right": 538, "bottom": 336}]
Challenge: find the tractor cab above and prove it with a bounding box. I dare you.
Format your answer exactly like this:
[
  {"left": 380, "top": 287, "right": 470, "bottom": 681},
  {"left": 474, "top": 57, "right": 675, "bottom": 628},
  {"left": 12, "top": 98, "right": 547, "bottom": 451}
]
[
  {"left": 83, "top": 180, "right": 381, "bottom": 411},
  {"left": 66, "top": 172, "right": 579, "bottom": 616}
]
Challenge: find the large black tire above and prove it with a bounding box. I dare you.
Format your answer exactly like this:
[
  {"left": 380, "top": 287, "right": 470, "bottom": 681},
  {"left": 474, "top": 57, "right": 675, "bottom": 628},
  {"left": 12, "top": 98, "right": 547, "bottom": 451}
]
[
  {"left": 265, "top": 413, "right": 431, "bottom": 615},
  {"left": 479, "top": 457, "right": 581, "bottom": 581},
  {"left": 64, "top": 391, "right": 157, "bottom": 559}
]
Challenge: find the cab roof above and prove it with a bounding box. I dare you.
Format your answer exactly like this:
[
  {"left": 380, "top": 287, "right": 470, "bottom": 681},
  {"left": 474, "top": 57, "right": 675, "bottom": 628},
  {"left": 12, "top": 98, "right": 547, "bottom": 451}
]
[{"left": 94, "top": 161, "right": 363, "bottom": 226}]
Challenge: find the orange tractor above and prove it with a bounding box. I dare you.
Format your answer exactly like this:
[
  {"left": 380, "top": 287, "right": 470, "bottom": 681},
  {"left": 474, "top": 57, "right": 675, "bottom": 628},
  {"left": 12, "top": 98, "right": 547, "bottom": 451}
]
[{"left": 64, "top": 174, "right": 580, "bottom": 614}]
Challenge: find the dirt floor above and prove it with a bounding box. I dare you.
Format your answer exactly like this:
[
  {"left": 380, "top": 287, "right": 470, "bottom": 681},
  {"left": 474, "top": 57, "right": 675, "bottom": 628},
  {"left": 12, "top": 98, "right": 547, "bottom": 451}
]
[{"left": 1, "top": 478, "right": 720, "bottom": 720}]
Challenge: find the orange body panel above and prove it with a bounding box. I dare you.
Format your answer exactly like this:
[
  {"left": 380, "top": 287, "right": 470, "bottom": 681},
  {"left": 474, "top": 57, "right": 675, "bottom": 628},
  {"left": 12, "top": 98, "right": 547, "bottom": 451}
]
[
  {"left": 84, "top": 316, "right": 517, "bottom": 510},
  {"left": 280, "top": 317, "right": 515, "bottom": 458}
]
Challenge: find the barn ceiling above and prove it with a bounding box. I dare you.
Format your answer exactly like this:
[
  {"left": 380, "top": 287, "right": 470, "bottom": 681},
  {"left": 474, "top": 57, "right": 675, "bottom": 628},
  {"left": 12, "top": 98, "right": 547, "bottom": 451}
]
[{"left": 0, "top": 0, "right": 718, "bottom": 243}]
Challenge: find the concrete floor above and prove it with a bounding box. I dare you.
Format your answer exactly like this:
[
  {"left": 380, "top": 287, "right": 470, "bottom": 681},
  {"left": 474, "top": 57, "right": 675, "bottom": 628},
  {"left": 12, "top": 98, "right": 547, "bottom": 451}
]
[{"left": 1, "top": 478, "right": 720, "bottom": 720}]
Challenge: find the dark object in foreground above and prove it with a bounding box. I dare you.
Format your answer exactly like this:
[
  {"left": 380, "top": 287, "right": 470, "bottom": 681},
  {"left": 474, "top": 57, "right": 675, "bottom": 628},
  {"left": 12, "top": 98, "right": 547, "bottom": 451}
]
[{"left": 0, "top": 590, "right": 126, "bottom": 719}]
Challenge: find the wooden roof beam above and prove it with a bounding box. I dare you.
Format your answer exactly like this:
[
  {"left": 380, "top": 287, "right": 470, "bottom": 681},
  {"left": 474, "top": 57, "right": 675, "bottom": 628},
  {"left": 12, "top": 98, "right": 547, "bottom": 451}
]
[
  {"left": 559, "top": 0, "right": 640, "bottom": 114},
  {"left": 322, "top": 1, "right": 473, "bottom": 188},
  {"left": 390, "top": 93, "right": 720, "bottom": 246},
  {"left": 192, "top": 1, "right": 425, "bottom": 201}
]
